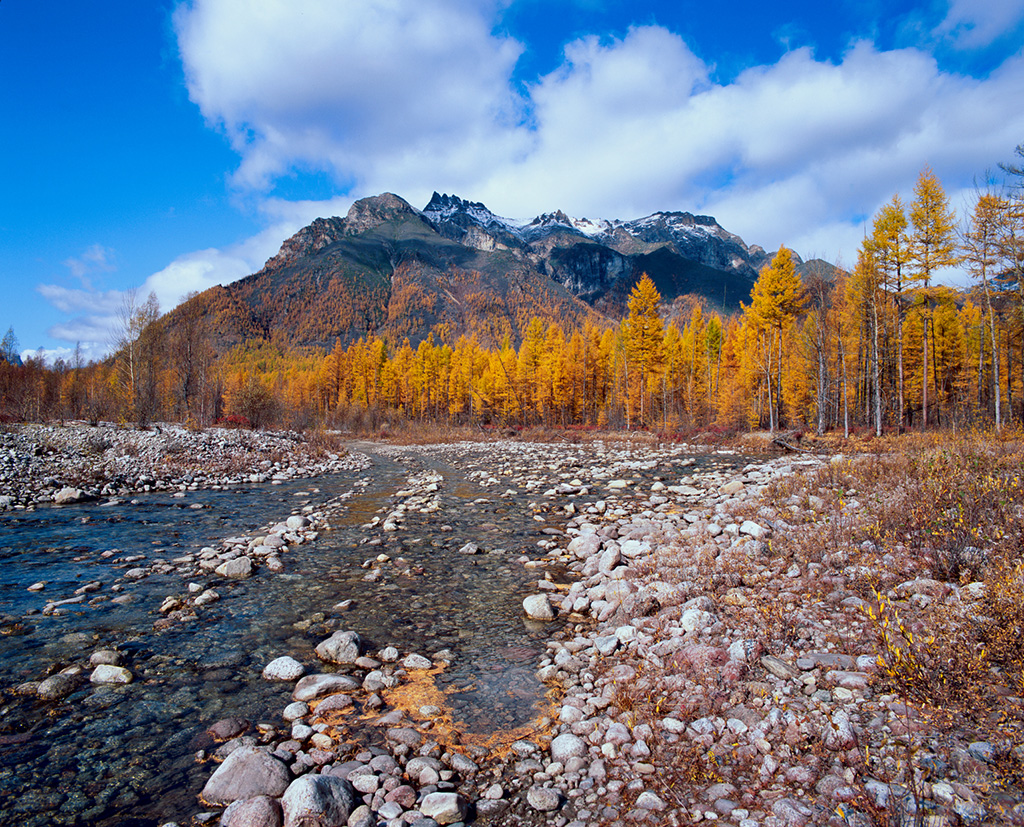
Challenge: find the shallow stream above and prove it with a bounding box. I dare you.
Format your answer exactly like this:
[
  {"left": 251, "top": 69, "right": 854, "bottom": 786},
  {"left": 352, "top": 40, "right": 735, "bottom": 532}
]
[{"left": 0, "top": 443, "right": 748, "bottom": 826}]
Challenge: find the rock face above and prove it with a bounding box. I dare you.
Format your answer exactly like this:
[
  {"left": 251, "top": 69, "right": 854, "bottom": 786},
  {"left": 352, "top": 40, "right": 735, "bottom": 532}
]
[
  {"left": 165, "top": 190, "right": 815, "bottom": 355},
  {"left": 280, "top": 775, "right": 357, "bottom": 827},
  {"left": 200, "top": 746, "right": 291, "bottom": 806}
]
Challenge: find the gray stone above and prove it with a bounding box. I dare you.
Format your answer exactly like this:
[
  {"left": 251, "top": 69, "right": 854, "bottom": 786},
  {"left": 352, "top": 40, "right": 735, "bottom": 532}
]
[
  {"left": 523, "top": 594, "right": 555, "bottom": 620},
  {"left": 419, "top": 792, "right": 467, "bottom": 825},
  {"left": 201, "top": 746, "right": 291, "bottom": 806},
  {"left": 282, "top": 702, "right": 309, "bottom": 721},
  {"left": 281, "top": 775, "right": 357, "bottom": 827},
  {"left": 89, "top": 649, "right": 122, "bottom": 666},
  {"left": 37, "top": 673, "right": 77, "bottom": 700},
  {"left": 402, "top": 653, "right": 432, "bottom": 670},
  {"left": 635, "top": 791, "right": 667, "bottom": 811},
  {"left": 346, "top": 805, "right": 376, "bottom": 827},
  {"left": 761, "top": 655, "right": 800, "bottom": 681},
  {"left": 262, "top": 656, "right": 306, "bottom": 681},
  {"left": 771, "top": 798, "right": 813, "bottom": 827},
  {"left": 681, "top": 608, "right": 716, "bottom": 634},
  {"left": 220, "top": 795, "right": 283, "bottom": 827},
  {"left": 315, "top": 631, "right": 361, "bottom": 664},
  {"left": 526, "top": 786, "right": 561, "bottom": 812},
  {"left": 216, "top": 557, "right": 253, "bottom": 579},
  {"left": 594, "top": 635, "right": 619, "bottom": 656},
  {"left": 739, "top": 520, "right": 767, "bottom": 539},
  {"left": 54, "top": 487, "right": 88, "bottom": 505},
  {"left": 449, "top": 752, "right": 478, "bottom": 775},
  {"left": 550, "top": 733, "right": 587, "bottom": 763},
  {"left": 292, "top": 674, "right": 361, "bottom": 702},
  {"left": 90, "top": 664, "right": 133, "bottom": 684}
]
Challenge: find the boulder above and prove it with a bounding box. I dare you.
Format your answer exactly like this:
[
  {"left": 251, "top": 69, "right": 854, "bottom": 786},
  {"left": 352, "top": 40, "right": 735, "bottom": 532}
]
[
  {"left": 37, "top": 674, "right": 77, "bottom": 701},
  {"left": 281, "top": 775, "right": 356, "bottom": 827},
  {"left": 220, "top": 795, "right": 283, "bottom": 827},
  {"left": 201, "top": 746, "right": 291, "bottom": 806},
  {"left": 314, "top": 630, "right": 361, "bottom": 664},
  {"left": 550, "top": 733, "right": 587, "bottom": 763},
  {"left": 90, "top": 665, "right": 133, "bottom": 685},
  {"left": 419, "top": 792, "right": 468, "bottom": 825},
  {"left": 216, "top": 557, "right": 253, "bottom": 579},
  {"left": 292, "top": 674, "right": 361, "bottom": 702},
  {"left": 262, "top": 656, "right": 305, "bottom": 681},
  {"left": 54, "top": 487, "right": 89, "bottom": 505},
  {"left": 523, "top": 594, "right": 555, "bottom": 620}
]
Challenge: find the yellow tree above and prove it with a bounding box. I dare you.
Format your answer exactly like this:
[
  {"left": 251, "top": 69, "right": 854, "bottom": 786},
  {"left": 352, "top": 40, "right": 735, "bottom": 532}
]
[
  {"left": 963, "top": 193, "right": 1006, "bottom": 428},
  {"left": 908, "top": 167, "right": 958, "bottom": 427},
  {"left": 866, "top": 195, "right": 912, "bottom": 427},
  {"left": 624, "top": 274, "right": 664, "bottom": 427},
  {"left": 744, "top": 246, "right": 805, "bottom": 431}
]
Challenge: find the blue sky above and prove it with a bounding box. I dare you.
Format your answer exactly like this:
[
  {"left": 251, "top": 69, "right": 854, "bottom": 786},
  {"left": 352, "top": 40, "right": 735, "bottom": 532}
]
[{"left": 3, "top": 0, "right": 1024, "bottom": 362}]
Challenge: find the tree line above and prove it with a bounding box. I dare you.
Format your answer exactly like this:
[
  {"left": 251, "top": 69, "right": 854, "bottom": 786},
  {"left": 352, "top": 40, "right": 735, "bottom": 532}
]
[{"left": 3, "top": 159, "right": 1024, "bottom": 436}]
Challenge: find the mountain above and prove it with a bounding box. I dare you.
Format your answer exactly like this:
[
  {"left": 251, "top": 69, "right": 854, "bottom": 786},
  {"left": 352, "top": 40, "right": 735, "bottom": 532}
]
[
  {"left": 188, "top": 194, "right": 603, "bottom": 352},
  {"left": 420, "top": 192, "right": 777, "bottom": 316},
  {"left": 177, "top": 191, "right": 809, "bottom": 353}
]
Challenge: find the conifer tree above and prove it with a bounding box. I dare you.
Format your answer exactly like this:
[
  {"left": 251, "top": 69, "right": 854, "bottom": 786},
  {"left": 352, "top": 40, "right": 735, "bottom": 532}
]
[
  {"left": 745, "top": 246, "right": 805, "bottom": 431},
  {"left": 909, "top": 167, "right": 958, "bottom": 426},
  {"left": 624, "top": 274, "right": 664, "bottom": 427}
]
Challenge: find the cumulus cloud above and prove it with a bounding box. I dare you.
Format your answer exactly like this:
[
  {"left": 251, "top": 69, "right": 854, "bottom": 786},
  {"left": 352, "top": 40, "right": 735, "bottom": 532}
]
[
  {"left": 175, "top": 0, "right": 528, "bottom": 192},
  {"left": 934, "top": 0, "right": 1024, "bottom": 49},
  {"left": 171, "top": 1, "right": 1024, "bottom": 269}
]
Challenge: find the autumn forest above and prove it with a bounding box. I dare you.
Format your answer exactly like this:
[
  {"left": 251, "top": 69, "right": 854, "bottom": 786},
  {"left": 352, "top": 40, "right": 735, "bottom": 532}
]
[{"left": 4, "top": 165, "right": 1024, "bottom": 438}]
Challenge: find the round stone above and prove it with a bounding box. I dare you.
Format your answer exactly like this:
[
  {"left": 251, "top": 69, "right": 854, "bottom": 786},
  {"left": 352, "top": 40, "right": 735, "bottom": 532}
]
[{"left": 262, "top": 656, "right": 306, "bottom": 681}]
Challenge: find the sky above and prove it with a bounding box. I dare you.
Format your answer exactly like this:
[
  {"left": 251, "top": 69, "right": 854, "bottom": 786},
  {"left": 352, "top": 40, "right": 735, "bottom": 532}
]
[{"left": 3, "top": 0, "right": 1024, "bottom": 363}]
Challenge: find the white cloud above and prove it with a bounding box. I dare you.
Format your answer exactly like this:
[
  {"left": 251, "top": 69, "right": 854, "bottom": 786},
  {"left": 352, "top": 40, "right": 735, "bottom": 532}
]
[
  {"left": 175, "top": 0, "right": 528, "bottom": 192},
  {"left": 934, "top": 0, "right": 1024, "bottom": 49},
  {"left": 172, "top": 2, "right": 1024, "bottom": 269}
]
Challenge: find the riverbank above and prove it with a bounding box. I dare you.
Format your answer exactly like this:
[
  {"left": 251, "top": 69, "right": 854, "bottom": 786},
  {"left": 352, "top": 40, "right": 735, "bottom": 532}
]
[{"left": 0, "top": 422, "right": 356, "bottom": 509}]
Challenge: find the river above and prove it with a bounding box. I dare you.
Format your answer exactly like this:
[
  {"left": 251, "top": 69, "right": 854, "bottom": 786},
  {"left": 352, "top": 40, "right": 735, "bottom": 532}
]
[{"left": 0, "top": 441, "right": 748, "bottom": 826}]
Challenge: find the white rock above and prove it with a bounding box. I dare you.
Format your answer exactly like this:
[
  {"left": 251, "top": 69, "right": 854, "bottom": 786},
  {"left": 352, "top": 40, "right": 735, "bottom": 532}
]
[
  {"left": 523, "top": 594, "right": 555, "bottom": 620},
  {"left": 262, "top": 656, "right": 305, "bottom": 681},
  {"left": 90, "top": 665, "right": 133, "bottom": 684}
]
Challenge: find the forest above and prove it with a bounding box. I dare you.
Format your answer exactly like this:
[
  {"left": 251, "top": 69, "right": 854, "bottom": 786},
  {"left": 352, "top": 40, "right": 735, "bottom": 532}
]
[{"left": 3, "top": 165, "right": 1024, "bottom": 438}]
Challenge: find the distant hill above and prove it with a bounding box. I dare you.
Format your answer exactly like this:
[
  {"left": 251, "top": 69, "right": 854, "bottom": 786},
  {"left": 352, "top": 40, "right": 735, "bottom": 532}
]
[{"left": 172, "top": 191, "right": 820, "bottom": 352}]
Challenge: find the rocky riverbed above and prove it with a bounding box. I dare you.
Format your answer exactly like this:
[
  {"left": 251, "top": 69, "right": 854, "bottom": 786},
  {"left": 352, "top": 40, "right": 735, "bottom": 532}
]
[
  {"left": 3, "top": 429, "right": 1018, "bottom": 827},
  {"left": 0, "top": 421, "right": 358, "bottom": 510}
]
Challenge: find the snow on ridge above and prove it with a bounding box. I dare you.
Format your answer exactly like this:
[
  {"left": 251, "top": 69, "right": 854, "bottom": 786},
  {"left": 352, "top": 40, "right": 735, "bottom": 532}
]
[{"left": 423, "top": 193, "right": 734, "bottom": 246}]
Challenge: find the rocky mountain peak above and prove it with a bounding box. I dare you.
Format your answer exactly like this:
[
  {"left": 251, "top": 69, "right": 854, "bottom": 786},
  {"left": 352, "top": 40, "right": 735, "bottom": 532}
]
[
  {"left": 262, "top": 216, "right": 347, "bottom": 272},
  {"left": 343, "top": 193, "right": 420, "bottom": 235}
]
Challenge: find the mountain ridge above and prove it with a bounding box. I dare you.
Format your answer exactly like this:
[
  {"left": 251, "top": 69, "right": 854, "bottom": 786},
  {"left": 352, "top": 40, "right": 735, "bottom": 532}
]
[{"left": 175, "top": 192, "right": 826, "bottom": 354}]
